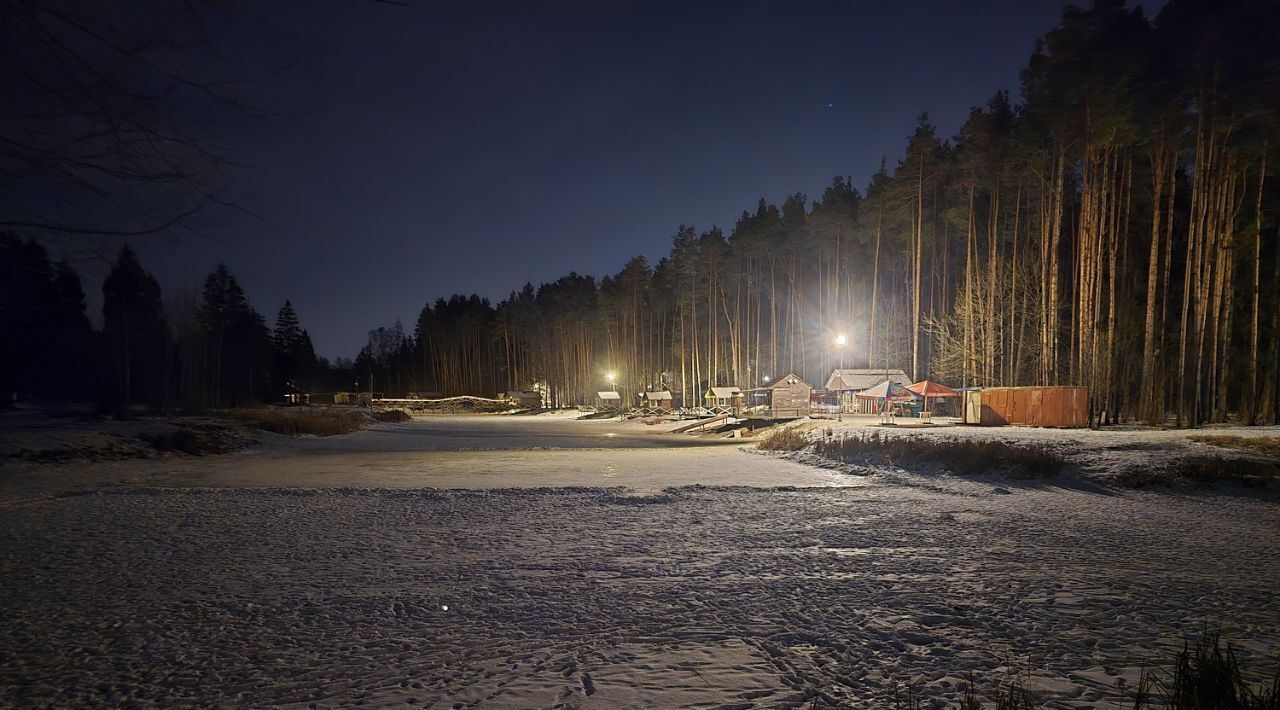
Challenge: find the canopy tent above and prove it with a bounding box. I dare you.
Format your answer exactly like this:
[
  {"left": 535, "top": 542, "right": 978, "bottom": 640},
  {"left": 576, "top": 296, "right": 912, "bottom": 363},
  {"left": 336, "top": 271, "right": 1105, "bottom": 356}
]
[
  {"left": 855, "top": 380, "right": 915, "bottom": 400},
  {"left": 905, "top": 379, "right": 960, "bottom": 414},
  {"left": 855, "top": 380, "right": 917, "bottom": 414}
]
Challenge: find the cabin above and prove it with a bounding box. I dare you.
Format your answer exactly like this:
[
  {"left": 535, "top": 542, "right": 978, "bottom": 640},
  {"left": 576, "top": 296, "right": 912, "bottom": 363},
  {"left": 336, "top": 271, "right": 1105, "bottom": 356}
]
[
  {"left": 334, "top": 391, "right": 373, "bottom": 406},
  {"left": 501, "top": 390, "right": 543, "bottom": 409},
  {"left": 639, "top": 390, "right": 673, "bottom": 415},
  {"left": 963, "top": 386, "right": 1088, "bottom": 428},
  {"left": 826, "top": 368, "right": 911, "bottom": 413},
  {"left": 703, "top": 386, "right": 744, "bottom": 415},
  {"left": 746, "top": 373, "right": 811, "bottom": 419},
  {"left": 596, "top": 390, "right": 622, "bottom": 413}
]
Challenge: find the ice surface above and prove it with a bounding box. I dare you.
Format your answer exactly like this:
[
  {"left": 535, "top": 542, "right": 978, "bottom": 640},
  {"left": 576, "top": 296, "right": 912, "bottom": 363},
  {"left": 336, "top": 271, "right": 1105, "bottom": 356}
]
[{"left": 1, "top": 415, "right": 1276, "bottom": 707}]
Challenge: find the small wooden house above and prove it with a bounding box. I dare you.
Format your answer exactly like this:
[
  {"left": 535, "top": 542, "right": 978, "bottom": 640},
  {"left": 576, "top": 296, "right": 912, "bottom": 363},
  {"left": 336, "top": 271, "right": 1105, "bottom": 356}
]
[
  {"left": 334, "top": 392, "right": 373, "bottom": 406},
  {"left": 596, "top": 390, "right": 621, "bottom": 412},
  {"left": 765, "top": 373, "right": 812, "bottom": 418},
  {"left": 703, "top": 386, "right": 744, "bottom": 414},
  {"left": 640, "top": 390, "right": 673, "bottom": 415},
  {"left": 501, "top": 390, "right": 543, "bottom": 409}
]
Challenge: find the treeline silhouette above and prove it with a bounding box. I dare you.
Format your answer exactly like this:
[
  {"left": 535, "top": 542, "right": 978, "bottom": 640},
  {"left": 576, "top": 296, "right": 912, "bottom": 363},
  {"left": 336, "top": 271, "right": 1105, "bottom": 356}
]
[
  {"left": 358, "top": 0, "right": 1280, "bottom": 426},
  {"left": 0, "top": 234, "right": 338, "bottom": 411}
]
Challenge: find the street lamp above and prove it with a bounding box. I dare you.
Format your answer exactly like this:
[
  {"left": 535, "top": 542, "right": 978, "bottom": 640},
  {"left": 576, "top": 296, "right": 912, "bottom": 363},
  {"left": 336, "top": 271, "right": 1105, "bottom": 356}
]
[
  {"left": 606, "top": 371, "right": 616, "bottom": 384},
  {"left": 834, "top": 334, "right": 850, "bottom": 419}
]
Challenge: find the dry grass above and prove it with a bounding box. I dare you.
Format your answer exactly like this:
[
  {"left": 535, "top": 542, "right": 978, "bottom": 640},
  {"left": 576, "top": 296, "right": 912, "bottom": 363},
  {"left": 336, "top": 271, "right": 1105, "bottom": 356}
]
[
  {"left": 813, "top": 431, "right": 1064, "bottom": 479},
  {"left": 1118, "top": 455, "right": 1280, "bottom": 489},
  {"left": 755, "top": 426, "right": 810, "bottom": 451},
  {"left": 1190, "top": 435, "right": 1280, "bottom": 459},
  {"left": 227, "top": 407, "right": 366, "bottom": 436},
  {"left": 891, "top": 632, "right": 1278, "bottom": 709},
  {"left": 140, "top": 423, "right": 252, "bottom": 455}
]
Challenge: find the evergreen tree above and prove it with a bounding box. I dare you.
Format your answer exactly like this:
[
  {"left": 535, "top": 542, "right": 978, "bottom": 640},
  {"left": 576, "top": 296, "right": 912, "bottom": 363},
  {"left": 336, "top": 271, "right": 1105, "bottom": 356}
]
[
  {"left": 272, "top": 300, "right": 316, "bottom": 396},
  {"left": 198, "top": 264, "right": 270, "bottom": 406},
  {"left": 102, "top": 246, "right": 168, "bottom": 410}
]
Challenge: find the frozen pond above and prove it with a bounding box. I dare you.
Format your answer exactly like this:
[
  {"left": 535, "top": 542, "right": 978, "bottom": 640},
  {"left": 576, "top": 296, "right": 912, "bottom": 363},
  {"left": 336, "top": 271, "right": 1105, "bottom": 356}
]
[
  {"left": 1, "top": 484, "right": 1276, "bottom": 708},
  {"left": 1, "top": 414, "right": 1277, "bottom": 707}
]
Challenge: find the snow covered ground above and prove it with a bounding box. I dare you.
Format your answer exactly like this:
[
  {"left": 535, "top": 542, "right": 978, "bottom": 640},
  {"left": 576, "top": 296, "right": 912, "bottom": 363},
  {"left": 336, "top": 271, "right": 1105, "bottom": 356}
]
[
  {"left": 1, "top": 414, "right": 1277, "bottom": 708},
  {"left": 796, "top": 415, "right": 1280, "bottom": 485}
]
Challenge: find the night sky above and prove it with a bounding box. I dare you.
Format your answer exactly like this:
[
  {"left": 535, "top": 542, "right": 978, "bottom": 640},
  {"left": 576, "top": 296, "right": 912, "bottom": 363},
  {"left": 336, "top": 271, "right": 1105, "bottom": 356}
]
[{"left": 121, "top": 0, "right": 1089, "bottom": 359}]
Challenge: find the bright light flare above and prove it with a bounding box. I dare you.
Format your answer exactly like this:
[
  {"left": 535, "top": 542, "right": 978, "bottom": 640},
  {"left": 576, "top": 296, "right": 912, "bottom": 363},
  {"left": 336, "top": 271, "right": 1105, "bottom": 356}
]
[{"left": 835, "top": 334, "right": 848, "bottom": 346}]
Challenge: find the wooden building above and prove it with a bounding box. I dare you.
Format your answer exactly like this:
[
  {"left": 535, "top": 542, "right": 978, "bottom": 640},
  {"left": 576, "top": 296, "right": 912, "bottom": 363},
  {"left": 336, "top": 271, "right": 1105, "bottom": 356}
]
[
  {"left": 703, "top": 386, "right": 744, "bottom": 415},
  {"left": 825, "top": 368, "right": 911, "bottom": 412},
  {"left": 596, "top": 390, "right": 621, "bottom": 413},
  {"left": 964, "top": 386, "right": 1088, "bottom": 428},
  {"left": 766, "top": 373, "right": 811, "bottom": 418},
  {"left": 501, "top": 390, "right": 543, "bottom": 409},
  {"left": 640, "top": 390, "right": 673, "bottom": 415},
  {"left": 334, "top": 392, "right": 373, "bottom": 406}
]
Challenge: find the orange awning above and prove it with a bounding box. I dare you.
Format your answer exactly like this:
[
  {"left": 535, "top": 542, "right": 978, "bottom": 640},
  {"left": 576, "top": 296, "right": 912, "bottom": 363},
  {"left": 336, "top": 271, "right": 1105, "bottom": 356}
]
[{"left": 905, "top": 379, "right": 961, "bottom": 398}]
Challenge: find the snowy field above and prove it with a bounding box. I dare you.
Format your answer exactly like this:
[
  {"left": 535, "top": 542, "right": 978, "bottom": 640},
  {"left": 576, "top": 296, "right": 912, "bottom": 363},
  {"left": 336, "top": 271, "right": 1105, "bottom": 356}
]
[{"left": 1, "top": 414, "right": 1278, "bottom": 708}]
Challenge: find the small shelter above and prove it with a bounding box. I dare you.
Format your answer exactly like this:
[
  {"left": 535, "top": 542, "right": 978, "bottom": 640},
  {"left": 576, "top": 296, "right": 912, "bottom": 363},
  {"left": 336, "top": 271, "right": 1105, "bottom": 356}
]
[
  {"left": 334, "top": 392, "right": 374, "bottom": 406},
  {"left": 596, "top": 390, "right": 622, "bottom": 413},
  {"left": 826, "top": 368, "right": 911, "bottom": 412},
  {"left": 761, "top": 373, "right": 811, "bottom": 419},
  {"left": 640, "top": 390, "right": 673, "bottom": 415},
  {"left": 501, "top": 390, "right": 543, "bottom": 409},
  {"left": 856, "top": 380, "right": 916, "bottom": 410},
  {"left": 905, "top": 379, "right": 961, "bottom": 420},
  {"left": 703, "top": 386, "right": 744, "bottom": 415}
]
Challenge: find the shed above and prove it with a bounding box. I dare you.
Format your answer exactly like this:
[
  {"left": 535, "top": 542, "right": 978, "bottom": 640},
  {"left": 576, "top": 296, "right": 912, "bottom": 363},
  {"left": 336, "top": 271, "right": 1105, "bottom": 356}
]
[
  {"left": 706, "top": 386, "right": 747, "bottom": 414},
  {"left": 640, "top": 390, "right": 673, "bottom": 414},
  {"left": 501, "top": 390, "right": 543, "bottom": 408},
  {"left": 596, "top": 390, "right": 621, "bottom": 412},
  {"left": 968, "top": 386, "right": 1088, "bottom": 428},
  {"left": 334, "top": 392, "right": 373, "bottom": 406},
  {"left": 766, "top": 373, "right": 811, "bottom": 418}
]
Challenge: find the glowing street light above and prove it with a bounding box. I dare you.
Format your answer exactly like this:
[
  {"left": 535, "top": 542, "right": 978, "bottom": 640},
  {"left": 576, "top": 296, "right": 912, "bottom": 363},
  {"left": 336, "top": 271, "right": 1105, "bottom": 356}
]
[
  {"left": 762, "top": 375, "right": 771, "bottom": 383},
  {"left": 606, "top": 371, "right": 616, "bottom": 384},
  {"left": 835, "top": 334, "right": 848, "bottom": 347}
]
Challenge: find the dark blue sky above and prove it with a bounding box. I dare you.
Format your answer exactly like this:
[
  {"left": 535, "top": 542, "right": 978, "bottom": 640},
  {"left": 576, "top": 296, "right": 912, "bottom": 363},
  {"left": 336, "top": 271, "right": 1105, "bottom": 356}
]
[{"left": 130, "top": 0, "right": 1087, "bottom": 359}]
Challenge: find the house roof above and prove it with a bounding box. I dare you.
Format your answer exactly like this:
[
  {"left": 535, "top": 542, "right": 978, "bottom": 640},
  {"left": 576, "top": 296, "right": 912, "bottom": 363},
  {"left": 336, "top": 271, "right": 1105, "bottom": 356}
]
[
  {"left": 642, "top": 390, "right": 672, "bottom": 400},
  {"left": 705, "top": 386, "right": 743, "bottom": 398},
  {"left": 597, "top": 391, "right": 621, "bottom": 400},
  {"left": 768, "top": 373, "right": 811, "bottom": 389},
  {"left": 825, "top": 368, "right": 911, "bottom": 391}
]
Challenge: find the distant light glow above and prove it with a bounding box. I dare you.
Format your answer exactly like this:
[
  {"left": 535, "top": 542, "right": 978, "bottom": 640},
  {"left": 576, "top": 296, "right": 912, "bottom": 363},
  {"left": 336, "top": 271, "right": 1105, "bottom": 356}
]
[
  {"left": 441, "top": 604, "right": 449, "bottom": 611},
  {"left": 763, "top": 375, "right": 771, "bottom": 383},
  {"left": 607, "top": 371, "right": 616, "bottom": 383},
  {"left": 835, "top": 334, "right": 848, "bottom": 346}
]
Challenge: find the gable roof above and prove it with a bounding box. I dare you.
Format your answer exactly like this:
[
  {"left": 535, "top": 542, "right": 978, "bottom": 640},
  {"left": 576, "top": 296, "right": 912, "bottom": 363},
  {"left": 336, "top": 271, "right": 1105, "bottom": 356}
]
[
  {"left": 705, "top": 386, "right": 743, "bottom": 398},
  {"left": 597, "top": 391, "right": 621, "bottom": 400},
  {"left": 825, "top": 368, "right": 911, "bottom": 391},
  {"left": 642, "top": 390, "right": 672, "bottom": 400},
  {"left": 768, "top": 373, "right": 811, "bottom": 389}
]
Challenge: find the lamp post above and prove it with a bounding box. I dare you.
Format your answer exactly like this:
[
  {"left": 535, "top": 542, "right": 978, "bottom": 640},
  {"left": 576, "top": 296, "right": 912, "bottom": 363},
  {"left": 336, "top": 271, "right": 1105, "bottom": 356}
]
[{"left": 834, "top": 334, "right": 849, "bottom": 420}]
